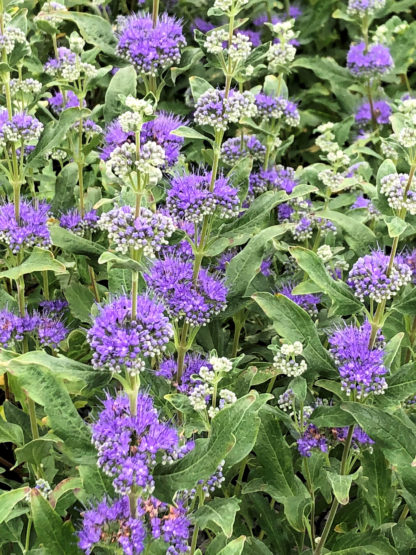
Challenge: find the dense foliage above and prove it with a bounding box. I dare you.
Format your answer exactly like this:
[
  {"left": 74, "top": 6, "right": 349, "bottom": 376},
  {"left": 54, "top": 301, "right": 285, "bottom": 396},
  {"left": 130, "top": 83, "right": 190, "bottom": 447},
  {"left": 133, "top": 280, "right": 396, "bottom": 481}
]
[{"left": 1, "top": 0, "right": 416, "bottom": 553}]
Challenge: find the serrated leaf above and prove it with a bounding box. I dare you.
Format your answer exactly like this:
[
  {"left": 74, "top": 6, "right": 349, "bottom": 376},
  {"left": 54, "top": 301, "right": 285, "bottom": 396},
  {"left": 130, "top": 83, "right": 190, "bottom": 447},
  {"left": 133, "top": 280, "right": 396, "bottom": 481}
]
[
  {"left": 14, "top": 438, "right": 57, "bottom": 467},
  {"left": 60, "top": 12, "right": 116, "bottom": 55}
]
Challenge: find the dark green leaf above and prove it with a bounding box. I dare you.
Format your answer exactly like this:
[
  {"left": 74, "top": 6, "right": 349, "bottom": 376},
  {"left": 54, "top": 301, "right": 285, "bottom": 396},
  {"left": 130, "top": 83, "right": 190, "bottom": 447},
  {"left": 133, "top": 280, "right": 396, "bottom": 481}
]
[
  {"left": 0, "top": 488, "right": 30, "bottom": 524},
  {"left": 253, "top": 292, "right": 335, "bottom": 375},
  {"left": 64, "top": 282, "right": 95, "bottom": 323}
]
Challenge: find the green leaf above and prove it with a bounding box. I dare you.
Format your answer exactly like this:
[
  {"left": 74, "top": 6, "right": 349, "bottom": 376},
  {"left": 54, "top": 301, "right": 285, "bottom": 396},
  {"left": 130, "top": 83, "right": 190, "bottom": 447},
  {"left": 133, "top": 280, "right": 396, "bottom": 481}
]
[
  {"left": 0, "top": 418, "right": 24, "bottom": 445},
  {"left": 153, "top": 393, "right": 259, "bottom": 501},
  {"left": 193, "top": 497, "right": 241, "bottom": 538},
  {"left": 329, "top": 531, "right": 399, "bottom": 554},
  {"left": 60, "top": 12, "right": 116, "bottom": 55},
  {"left": 290, "top": 247, "right": 362, "bottom": 315},
  {"left": 8, "top": 350, "right": 111, "bottom": 394},
  {"left": 104, "top": 66, "right": 137, "bottom": 123},
  {"left": 50, "top": 225, "right": 105, "bottom": 257},
  {"left": 241, "top": 537, "right": 273, "bottom": 555},
  {"left": 171, "top": 126, "right": 211, "bottom": 141},
  {"left": 0, "top": 248, "right": 67, "bottom": 281},
  {"left": 28, "top": 108, "right": 90, "bottom": 167},
  {"left": 311, "top": 405, "right": 354, "bottom": 428},
  {"left": 51, "top": 163, "right": 78, "bottom": 213},
  {"left": 384, "top": 332, "right": 404, "bottom": 369},
  {"left": 315, "top": 210, "right": 375, "bottom": 251},
  {"left": 0, "top": 487, "right": 30, "bottom": 524},
  {"left": 253, "top": 292, "right": 335, "bottom": 375},
  {"left": 31, "top": 490, "right": 80, "bottom": 554},
  {"left": 253, "top": 412, "right": 310, "bottom": 531},
  {"left": 98, "top": 250, "right": 145, "bottom": 272},
  {"left": 189, "top": 75, "right": 213, "bottom": 102},
  {"left": 226, "top": 224, "right": 292, "bottom": 300},
  {"left": 226, "top": 393, "right": 271, "bottom": 467},
  {"left": 171, "top": 46, "right": 204, "bottom": 84},
  {"left": 326, "top": 467, "right": 362, "bottom": 505},
  {"left": 64, "top": 282, "right": 95, "bottom": 323},
  {"left": 342, "top": 402, "right": 416, "bottom": 467},
  {"left": 7, "top": 362, "right": 95, "bottom": 463},
  {"left": 381, "top": 363, "right": 416, "bottom": 403},
  {"left": 217, "top": 536, "right": 246, "bottom": 555},
  {"left": 361, "top": 448, "right": 395, "bottom": 526},
  {"left": 391, "top": 288, "right": 416, "bottom": 315},
  {"left": 384, "top": 215, "right": 408, "bottom": 238},
  {"left": 14, "top": 438, "right": 58, "bottom": 467}
]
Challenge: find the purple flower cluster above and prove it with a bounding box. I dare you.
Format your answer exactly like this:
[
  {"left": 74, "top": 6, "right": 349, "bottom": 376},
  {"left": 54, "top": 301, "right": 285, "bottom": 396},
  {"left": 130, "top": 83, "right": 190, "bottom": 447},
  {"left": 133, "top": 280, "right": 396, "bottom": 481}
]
[
  {"left": 221, "top": 135, "right": 266, "bottom": 166},
  {"left": 335, "top": 426, "right": 374, "bottom": 449},
  {"left": 48, "top": 90, "right": 81, "bottom": 115},
  {"left": 355, "top": 100, "right": 391, "bottom": 126},
  {"left": 0, "top": 200, "right": 50, "bottom": 253},
  {"left": 0, "top": 308, "right": 67, "bottom": 349},
  {"left": 255, "top": 93, "right": 300, "bottom": 126},
  {"left": 79, "top": 495, "right": 191, "bottom": 554},
  {"left": 145, "top": 257, "right": 227, "bottom": 326},
  {"left": 166, "top": 172, "right": 239, "bottom": 223},
  {"left": 60, "top": 209, "right": 98, "bottom": 236},
  {"left": 117, "top": 13, "right": 186, "bottom": 76},
  {"left": 297, "top": 424, "right": 328, "bottom": 457},
  {"left": 101, "top": 112, "right": 184, "bottom": 167},
  {"left": 157, "top": 353, "right": 210, "bottom": 393},
  {"left": 91, "top": 393, "right": 180, "bottom": 494},
  {"left": 329, "top": 321, "right": 387, "bottom": 399},
  {"left": 98, "top": 205, "right": 175, "bottom": 257},
  {"left": 347, "top": 42, "right": 393, "bottom": 77},
  {"left": 347, "top": 250, "right": 411, "bottom": 302},
  {"left": 249, "top": 165, "right": 297, "bottom": 198},
  {"left": 87, "top": 295, "right": 173, "bottom": 374},
  {"left": 280, "top": 283, "right": 321, "bottom": 317}
]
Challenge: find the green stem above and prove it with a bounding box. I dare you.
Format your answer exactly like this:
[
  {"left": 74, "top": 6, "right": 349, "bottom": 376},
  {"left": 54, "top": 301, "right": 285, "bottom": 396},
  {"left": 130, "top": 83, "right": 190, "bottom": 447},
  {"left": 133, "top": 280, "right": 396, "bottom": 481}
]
[
  {"left": 27, "top": 398, "right": 39, "bottom": 440},
  {"left": 88, "top": 266, "right": 100, "bottom": 303},
  {"left": 24, "top": 516, "right": 32, "bottom": 553},
  {"left": 127, "top": 373, "right": 140, "bottom": 517},
  {"left": 234, "top": 455, "right": 248, "bottom": 497},
  {"left": 176, "top": 322, "right": 190, "bottom": 383},
  {"left": 304, "top": 458, "right": 315, "bottom": 547},
  {"left": 231, "top": 310, "right": 245, "bottom": 357},
  {"left": 152, "top": 0, "right": 159, "bottom": 27},
  {"left": 314, "top": 425, "right": 354, "bottom": 555},
  {"left": 78, "top": 119, "right": 85, "bottom": 217},
  {"left": 42, "top": 271, "right": 49, "bottom": 300}
]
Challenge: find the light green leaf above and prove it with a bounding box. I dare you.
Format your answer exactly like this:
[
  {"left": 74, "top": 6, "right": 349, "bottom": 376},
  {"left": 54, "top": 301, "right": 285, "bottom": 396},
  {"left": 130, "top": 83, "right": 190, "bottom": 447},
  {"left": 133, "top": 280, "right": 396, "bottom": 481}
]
[
  {"left": 60, "top": 12, "right": 116, "bottom": 55},
  {"left": 104, "top": 66, "right": 137, "bottom": 122},
  {"left": 171, "top": 126, "right": 211, "bottom": 141},
  {"left": 384, "top": 215, "right": 408, "bottom": 238},
  {"left": 14, "top": 438, "right": 58, "bottom": 467},
  {"left": 0, "top": 248, "right": 67, "bottom": 281},
  {"left": 189, "top": 75, "right": 213, "bottom": 102},
  {"left": 217, "top": 536, "right": 247, "bottom": 555},
  {"left": 326, "top": 467, "right": 362, "bottom": 505},
  {"left": 0, "top": 488, "right": 30, "bottom": 524},
  {"left": 193, "top": 497, "right": 241, "bottom": 538},
  {"left": 315, "top": 210, "right": 376, "bottom": 250},
  {"left": 0, "top": 418, "right": 24, "bottom": 445},
  {"left": 98, "top": 250, "right": 145, "bottom": 272},
  {"left": 290, "top": 246, "right": 362, "bottom": 315},
  {"left": 50, "top": 225, "right": 105, "bottom": 257}
]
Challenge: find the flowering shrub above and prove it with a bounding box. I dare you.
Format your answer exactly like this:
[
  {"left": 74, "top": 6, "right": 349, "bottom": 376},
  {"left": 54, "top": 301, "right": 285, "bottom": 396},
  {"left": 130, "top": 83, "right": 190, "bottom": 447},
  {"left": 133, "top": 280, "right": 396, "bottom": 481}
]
[{"left": 1, "top": 0, "right": 416, "bottom": 553}]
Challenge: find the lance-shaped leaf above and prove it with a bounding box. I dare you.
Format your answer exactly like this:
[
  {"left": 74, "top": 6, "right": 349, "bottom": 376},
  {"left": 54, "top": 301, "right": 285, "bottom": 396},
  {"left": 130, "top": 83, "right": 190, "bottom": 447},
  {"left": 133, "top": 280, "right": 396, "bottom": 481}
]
[
  {"left": 253, "top": 292, "right": 335, "bottom": 375},
  {"left": 326, "top": 467, "right": 362, "bottom": 505},
  {"left": 193, "top": 497, "right": 241, "bottom": 538},
  {"left": 0, "top": 248, "right": 67, "bottom": 281},
  {"left": 0, "top": 488, "right": 30, "bottom": 524}
]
